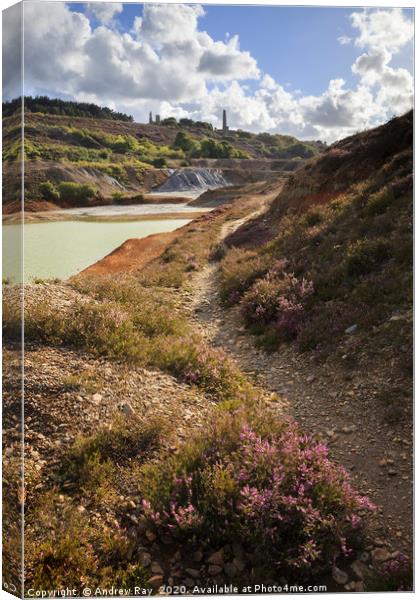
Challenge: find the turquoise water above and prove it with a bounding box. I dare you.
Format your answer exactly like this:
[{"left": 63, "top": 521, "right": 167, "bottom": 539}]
[{"left": 2, "top": 218, "right": 189, "bottom": 283}]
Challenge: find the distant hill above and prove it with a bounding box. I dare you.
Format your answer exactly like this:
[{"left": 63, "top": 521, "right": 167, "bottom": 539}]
[{"left": 2, "top": 99, "right": 326, "bottom": 212}]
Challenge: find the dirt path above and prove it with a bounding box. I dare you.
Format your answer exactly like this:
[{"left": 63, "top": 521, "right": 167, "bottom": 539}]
[{"left": 186, "top": 230, "right": 413, "bottom": 559}]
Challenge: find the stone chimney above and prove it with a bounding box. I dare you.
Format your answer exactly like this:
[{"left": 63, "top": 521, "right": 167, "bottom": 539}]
[{"left": 222, "top": 109, "right": 228, "bottom": 133}]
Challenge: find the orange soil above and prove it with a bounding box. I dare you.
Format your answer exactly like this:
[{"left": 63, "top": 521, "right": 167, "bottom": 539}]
[{"left": 77, "top": 231, "right": 177, "bottom": 277}]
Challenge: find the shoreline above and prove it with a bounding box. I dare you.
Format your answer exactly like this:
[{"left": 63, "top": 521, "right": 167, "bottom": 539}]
[{"left": 3, "top": 209, "right": 208, "bottom": 225}]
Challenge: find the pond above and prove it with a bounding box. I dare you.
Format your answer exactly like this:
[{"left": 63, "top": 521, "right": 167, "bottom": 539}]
[{"left": 3, "top": 216, "right": 190, "bottom": 283}]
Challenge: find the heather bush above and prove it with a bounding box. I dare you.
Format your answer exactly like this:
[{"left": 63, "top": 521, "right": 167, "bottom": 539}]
[
  {"left": 303, "top": 208, "right": 323, "bottom": 226},
  {"left": 72, "top": 276, "right": 186, "bottom": 337},
  {"left": 241, "top": 268, "right": 313, "bottom": 342},
  {"left": 296, "top": 300, "right": 368, "bottom": 352},
  {"left": 152, "top": 337, "right": 249, "bottom": 402},
  {"left": 241, "top": 277, "right": 285, "bottom": 326},
  {"left": 219, "top": 248, "right": 271, "bottom": 304},
  {"left": 17, "top": 299, "right": 151, "bottom": 362},
  {"left": 68, "top": 414, "right": 165, "bottom": 472},
  {"left": 139, "top": 408, "right": 374, "bottom": 580},
  {"left": 63, "top": 415, "right": 165, "bottom": 498}
]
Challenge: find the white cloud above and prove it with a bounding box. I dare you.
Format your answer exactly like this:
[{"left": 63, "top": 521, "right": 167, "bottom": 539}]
[
  {"left": 3, "top": 3, "right": 22, "bottom": 99},
  {"left": 198, "top": 35, "right": 259, "bottom": 80},
  {"left": 351, "top": 8, "right": 413, "bottom": 53},
  {"left": 349, "top": 9, "right": 413, "bottom": 120},
  {"left": 86, "top": 2, "right": 123, "bottom": 25},
  {"left": 22, "top": 2, "right": 91, "bottom": 95},
  {"left": 337, "top": 34, "right": 351, "bottom": 45},
  {"left": 133, "top": 3, "right": 205, "bottom": 45},
  {"left": 6, "top": 4, "right": 412, "bottom": 142}
]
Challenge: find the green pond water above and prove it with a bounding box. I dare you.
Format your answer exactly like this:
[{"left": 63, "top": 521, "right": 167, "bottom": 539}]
[{"left": 2, "top": 218, "right": 190, "bottom": 283}]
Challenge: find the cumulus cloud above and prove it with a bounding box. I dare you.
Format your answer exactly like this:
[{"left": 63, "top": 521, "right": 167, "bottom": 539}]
[
  {"left": 199, "top": 36, "right": 259, "bottom": 80},
  {"left": 86, "top": 2, "right": 123, "bottom": 25},
  {"left": 3, "top": 2, "right": 22, "bottom": 99},
  {"left": 5, "top": 3, "right": 413, "bottom": 142},
  {"left": 132, "top": 3, "right": 205, "bottom": 45},
  {"left": 349, "top": 9, "right": 413, "bottom": 118},
  {"left": 351, "top": 7, "right": 414, "bottom": 53}
]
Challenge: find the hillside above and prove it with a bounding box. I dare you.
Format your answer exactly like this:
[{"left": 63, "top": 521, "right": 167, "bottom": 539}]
[
  {"left": 218, "top": 111, "right": 412, "bottom": 407},
  {"left": 2, "top": 99, "right": 325, "bottom": 213}
]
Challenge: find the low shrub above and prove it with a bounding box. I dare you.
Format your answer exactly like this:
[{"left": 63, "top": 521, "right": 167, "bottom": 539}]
[
  {"left": 153, "top": 337, "right": 249, "bottom": 402},
  {"left": 111, "top": 191, "right": 124, "bottom": 202},
  {"left": 365, "top": 186, "right": 395, "bottom": 216},
  {"left": 365, "top": 553, "right": 413, "bottom": 592},
  {"left": 344, "top": 239, "right": 392, "bottom": 277},
  {"left": 152, "top": 157, "right": 167, "bottom": 168},
  {"left": 58, "top": 181, "right": 99, "bottom": 204},
  {"left": 39, "top": 180, "right": 60, "bottom": 202},
  {"left": 296, "top": 300, "right": 366, "bottom": 353},
  {"left": 64, "top": 415, "right": 165, "bottom": 493},
  {"left": 139, "top": 408, "right": 374, "bottom": 580},
  {"left": 240, "top": 268, "right": 314, "bottom": 343},
  {"left": 219, "top": 248, "right": 271, "bottom": 304},
  {"left": 25, "top": 492, "right": 148, "bottom": 593},
  {"left": 303, "top": 208, "right": 323, "bottom": 227}
]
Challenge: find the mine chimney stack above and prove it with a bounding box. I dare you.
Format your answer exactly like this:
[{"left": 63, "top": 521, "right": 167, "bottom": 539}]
[{"left": 222, "top": 109, "right": 228, "bottom": 133}]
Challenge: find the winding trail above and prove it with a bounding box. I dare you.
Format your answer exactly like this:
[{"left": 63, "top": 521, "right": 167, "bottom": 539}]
[{"left": 185, "top": 210, "right": 413, "bottom": 558}]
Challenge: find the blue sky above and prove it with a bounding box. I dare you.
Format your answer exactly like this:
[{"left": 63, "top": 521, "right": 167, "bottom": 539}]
[
  {"left": 3, "top": 2, "right": 414, "bottom": 141},
  {"left": 67, "top": 3, "right": 413, "bottom": 96}
]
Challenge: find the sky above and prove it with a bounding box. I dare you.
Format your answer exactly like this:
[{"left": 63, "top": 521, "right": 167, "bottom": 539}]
[{"left": 2, "top": 2, "right": 415, "bottom": 142}]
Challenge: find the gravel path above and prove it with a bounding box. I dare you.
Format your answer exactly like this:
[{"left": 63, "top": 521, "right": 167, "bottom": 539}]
[{"left": 186, "top": 261, "right": 413, "bottom": 558}]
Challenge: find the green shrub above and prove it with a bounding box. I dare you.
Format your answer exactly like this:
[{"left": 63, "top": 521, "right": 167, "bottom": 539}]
[
  {"left": 58, "top": 182, "right": 98, "bottom": 203},
  {"left": 111, "top": 191, "right": 124, "bottom": 202},
  {"left": 152, "top": 157, "right": 167, "bottom": 168},
  {"left": 39, "top": 180, "right": 60, "bottom": 202},
  {"left": 194, "top": 138, "right": 248, "bottom": 159},
  {"left": 303, "top": 208, "right": 323, "bottom": 226}
]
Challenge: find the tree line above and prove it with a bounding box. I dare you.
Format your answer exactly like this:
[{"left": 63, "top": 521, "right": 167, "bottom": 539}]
[{"left": 3, "top": 96, "right": 134, "bottom": 121}]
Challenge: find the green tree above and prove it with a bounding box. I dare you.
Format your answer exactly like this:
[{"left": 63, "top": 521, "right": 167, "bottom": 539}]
[{"left": 173, "top": 131, "right": 195, "bottom": 152}]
